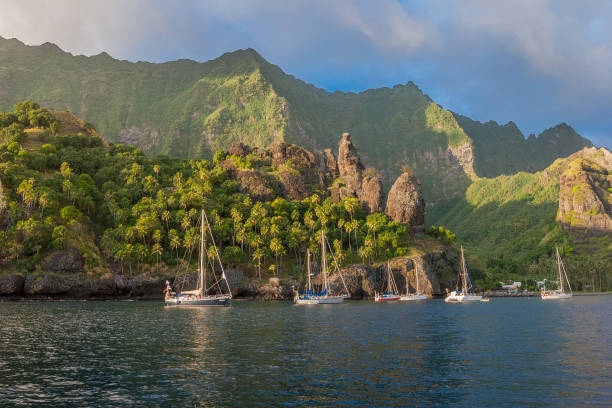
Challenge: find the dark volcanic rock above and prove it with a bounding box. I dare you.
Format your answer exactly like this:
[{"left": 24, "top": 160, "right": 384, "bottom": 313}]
[
  {"left": 40, "top": 248, "right": 84, "bottom": 274},
  {"left": 91, "top": 274, "right": 117, "bottom": 297},
  {"left": 337, "top": 132, "right": 364, "bottom": 197},
  {"left": 277, "top": 169, "right": 312, "bottom": 200},
  {"left": 360, "top": 170, "right": 385, "bottom": 213},
  {"left": 234, "top": 170, "right": 279, "bottom": 202},
  {"left": 385, "top": 172, "right": 426, "bottom": 232},
  {"left": 257, "top": 282, "right": 296, "bottom": 300},
  {"left": 0, "top": 274, "right": 25, "bottom": 296},
  {"left": 228, "top": 142, "right": 253, "bottom": 157},
  {"left": 114, "top": 274, "right": 130, "bottom": 295},
  {"left": 325, "top": 246, "right": 458, "bottom": 298},
  {"left": 24, "top": 273, "right": 85, "bottom": 297},
  {"left": 323, "top": 148, "right": 339, "bottom": 178},
  {"left": 268, "top": 140, "right": 316, "bottom": 168},
  {"left": 129, "top": 273, "right": 170, "bottom": 299},
  {"left": 224, "top": 268, "right": 259, "bottom": 297}
]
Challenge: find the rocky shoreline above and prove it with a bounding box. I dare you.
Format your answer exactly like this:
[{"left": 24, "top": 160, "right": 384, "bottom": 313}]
[{"left": 1, "top": 246, "right": 462, "bottom": 301}]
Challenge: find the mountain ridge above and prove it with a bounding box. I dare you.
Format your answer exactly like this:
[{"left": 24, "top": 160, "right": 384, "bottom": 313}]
[{"left": 0, "top": 37, "right": 593, "bottom": 205}]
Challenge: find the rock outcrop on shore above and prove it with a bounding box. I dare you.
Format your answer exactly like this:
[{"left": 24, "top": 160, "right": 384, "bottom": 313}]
[
  {"left": 0, "top": 271, "right": 173, "bottom": 300},
  {"left": 385, "top": 170, "right": 426, "bottom": 232},
  {"left": 0, "top": 274, "right": 25, "bottom": 297},
  {"left": 326, "top": 246, "right": 458, "bottom": 298},
  {"left": 0, "top": 245, "right": 459, "bottom": 301}
]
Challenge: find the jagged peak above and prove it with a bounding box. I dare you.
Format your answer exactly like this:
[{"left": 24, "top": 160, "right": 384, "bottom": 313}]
[
  {"left": 40, "top": 41, "right": 62, "bottom": 51},
  {"left": 0, "top": 36, "right": 25, "bottom": 46}
]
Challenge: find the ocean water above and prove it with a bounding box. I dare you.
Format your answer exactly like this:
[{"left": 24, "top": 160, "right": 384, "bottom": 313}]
[{"left": 0, "top": 297, "right": 610, "bottom": 407}]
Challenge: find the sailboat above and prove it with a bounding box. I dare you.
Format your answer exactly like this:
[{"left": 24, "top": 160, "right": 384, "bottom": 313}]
[
  {"left": 541, "top": 248, "right": 572, "bottom": 300},
  {"left": 400, "top": 262, "right": 428, "bottom": 301},
  {"left": 375, "top": 261, "right": 400, "bottom": 302},
  {"left": 445, "top": 246, "right": 482, "bottom": 303},
  {"left": 294, "top": 230, "right": 350, "bottom": 304},
  {"left": 164, "top": 209, "right": 232, "bottom": 307}
]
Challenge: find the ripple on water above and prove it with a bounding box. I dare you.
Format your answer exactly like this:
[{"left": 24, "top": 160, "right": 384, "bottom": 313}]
[{"left": 0, "top": 297, "right": 611, "bottom": 406}]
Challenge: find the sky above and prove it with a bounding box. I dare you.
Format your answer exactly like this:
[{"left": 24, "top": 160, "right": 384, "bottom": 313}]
[{"left": 0, "top": 0, "right": 610, "bottom": 148}]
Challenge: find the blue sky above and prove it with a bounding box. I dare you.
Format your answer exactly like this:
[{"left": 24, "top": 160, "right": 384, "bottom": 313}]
[{"left": 1, "top": 0, "right": 610, "bottom": 148}]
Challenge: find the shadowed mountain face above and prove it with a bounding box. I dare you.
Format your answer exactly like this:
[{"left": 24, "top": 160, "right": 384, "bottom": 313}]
[
  {"left": 0, "top": 37, "right": 593, "bottom": 204},
  {"left": 453, "top": 114, "right": 592, "bottom": 177},
  {"left": 430, "top": 146, "right": 612, "bottom": 270}
]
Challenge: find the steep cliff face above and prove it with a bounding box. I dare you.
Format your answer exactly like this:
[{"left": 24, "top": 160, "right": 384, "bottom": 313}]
[
  {"left": 337, "top": 132, "right": 364, "bottom": 196},
  {"left": 558, "top": 149, "right": 612, "bottom": 236},
  {"left": 333, "top": 132, "right": 386, "bottom": 212},
  {"left": 222, "top": 140, "right": 328, "bottom": 201},
  {"left": 385, "top": 172, "right": 426, "bottom": 232},
  {"left": 323, "top": 148, "right": 339, "bottom": 178},
  {"left": 359, "top": 170, "right": 385, "bottom": 213}
]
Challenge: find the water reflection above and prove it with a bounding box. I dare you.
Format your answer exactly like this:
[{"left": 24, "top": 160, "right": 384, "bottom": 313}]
[{"left": 0, "top": 297, "right": 611, "bottom": 406}]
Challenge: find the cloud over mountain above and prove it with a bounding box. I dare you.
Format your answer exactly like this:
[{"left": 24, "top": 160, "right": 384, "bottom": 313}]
[{"left": 0, "top": 0, "right": 610, "bottom": 147}]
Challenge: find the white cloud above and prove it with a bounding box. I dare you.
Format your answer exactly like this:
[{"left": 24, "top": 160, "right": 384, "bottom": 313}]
[{"left": 0, "top": 0, "right": 610, "bottom": 146}]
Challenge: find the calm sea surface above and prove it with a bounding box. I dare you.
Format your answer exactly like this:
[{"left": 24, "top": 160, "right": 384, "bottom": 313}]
[{"left": 0, "top": 297, "right": 610, "bottom": 407}]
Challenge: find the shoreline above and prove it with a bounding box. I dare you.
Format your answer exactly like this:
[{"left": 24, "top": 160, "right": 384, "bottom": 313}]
[{"left": 2, "top": 292, "right": 610, "bottom": 302}]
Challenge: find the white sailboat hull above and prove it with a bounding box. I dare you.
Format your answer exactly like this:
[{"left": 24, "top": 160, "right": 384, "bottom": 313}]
[
  {"left": 294, "top": 295, "right": 346, "bottom": 305},
  {"left": 445, "top": 291, "right": 482, "bottom": 303},
  {"left": 541, "top": 291, "right": 572, "bottom": 300},
  {"left": 399, "top": 294, "right": 428, "bottom": 301},
  {"left": 165, "top": 295, "right": 230, "bottom": 307}
]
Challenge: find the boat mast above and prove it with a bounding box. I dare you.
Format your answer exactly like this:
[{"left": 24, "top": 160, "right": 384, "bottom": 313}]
[
  {"left": 387, "top": 261, "right": 392, "bottom": 293},
  {"left": 200, "top": 209, "right": 205, "bottom": 295},
  {"left": 202, "top": 208, "right": 232, "bottom": 297},
  {"left": 321, "top": 230, "right": 328, "bottom": 292},
  {"left": 406, "top": 265, "right": 410, "bottom": 294},
  {"left": 460, "top": 246, "right": 467, "bottom": 292},
  {"left": 306, "top": 248, "right": 312, "bottom": 292},
  {"left": 415, "top": 264, "right": 420, "bottom": 295}
]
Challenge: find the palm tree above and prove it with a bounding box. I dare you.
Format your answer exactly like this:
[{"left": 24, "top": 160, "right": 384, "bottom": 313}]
[{"left": 269, "top": 237, "right": 285, "bottom": 276}]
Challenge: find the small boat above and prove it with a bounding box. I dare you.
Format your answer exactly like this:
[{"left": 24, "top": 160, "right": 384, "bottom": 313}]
[
  {"left": 541, "top": 248, "right": 572, "bottom": 300},
  {"left": 445, "top": 246, "right": 482, "bottom": 303},
  {"left": 375, "top": 261, "right": 400, "bottom": 302},
  {"left": 294, "top": 230, "right": 350, "bottom": 305},
  {"left": 480, "top": 297, "right": 490, "bottom": 302},
  {"left": 164, "top": 209, "right": 232, "bottom": 307},
  {"left": 400, "top": 262, "right": 427, "bottom": 301}
]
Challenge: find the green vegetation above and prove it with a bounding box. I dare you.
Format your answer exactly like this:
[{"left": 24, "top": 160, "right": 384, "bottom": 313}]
[
  {"left": 453, "top": 114, "right": 591, "bottom": 177},
  {"left": 0, "top": 103, "right": 419, "bottom": 282},
  {"left": 0, "top": 38, "right": 591, "bottom": 205},
  {"left": 430, "top": 160, "right": 612, "bottom": 291}
]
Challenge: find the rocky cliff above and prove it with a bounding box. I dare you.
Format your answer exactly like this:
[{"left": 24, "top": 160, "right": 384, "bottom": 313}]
[
  {"left": 221, "top": 140, "right": 328, "bottom": 201},
  {"left": 337, "top": 132, "right": 364, "bottom": 196},
  {"left": 223, "top": 133, "right": 420, "bottom": 221},
  {"left": 332, "top": 132, "right": 386, "bottom": 212},
  {"left": 558, "top": 148, "right": 612, "bottom": 236},
  {"left": 385, "top": 171, "right": 426, "bottom": 232},
  {"left": 325, "top": 245, "right": 458, "bottom": 298}
]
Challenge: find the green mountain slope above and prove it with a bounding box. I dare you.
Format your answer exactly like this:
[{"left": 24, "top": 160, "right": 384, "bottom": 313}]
[
  {"left": 431, "top": 147, "right": 612, "bottom": 289},
  {"left": 0, "top": 37, "right": 593, "bottom": 205},
  {"left": 0, "top": 103, "right": 447, "bottom": 293},
  {"left": 454, "top": 114, "right": 592, "bottom": 177}
]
